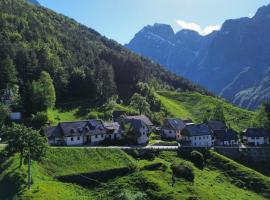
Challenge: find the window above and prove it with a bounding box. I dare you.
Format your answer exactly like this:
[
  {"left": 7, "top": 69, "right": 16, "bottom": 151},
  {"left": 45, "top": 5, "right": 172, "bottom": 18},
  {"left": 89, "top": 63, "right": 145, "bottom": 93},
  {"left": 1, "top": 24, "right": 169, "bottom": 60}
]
[
  {"left": 77, "top": 136, "right": 80, "bottom": 141},
  {"left": 203, "top": 136, "right": 205, "bottom": 139},
  {"left": 101, "top": 134, "right": 104, "bottom": 138},
  {"left": 95, "top": 135, "right": 98, "bottom": 139},
  {"left": 169, "top": 130, "right": 172, "bottom": 134},
  {"left": 199, "top": 137, "right": 201, "bottom": 140},
  {"left": 71, "top": 137, "right": 74, "bottom": 141}
]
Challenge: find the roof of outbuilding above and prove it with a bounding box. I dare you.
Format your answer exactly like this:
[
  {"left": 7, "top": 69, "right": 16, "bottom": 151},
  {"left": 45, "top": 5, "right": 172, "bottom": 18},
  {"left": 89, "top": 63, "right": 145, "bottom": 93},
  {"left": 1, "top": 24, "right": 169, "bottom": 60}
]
[
  {"left": 104, "top": 122, "right": 122, "bottom": 133},
  {"left": 243, "top": 128, "right": 270, "bottom": 137}
]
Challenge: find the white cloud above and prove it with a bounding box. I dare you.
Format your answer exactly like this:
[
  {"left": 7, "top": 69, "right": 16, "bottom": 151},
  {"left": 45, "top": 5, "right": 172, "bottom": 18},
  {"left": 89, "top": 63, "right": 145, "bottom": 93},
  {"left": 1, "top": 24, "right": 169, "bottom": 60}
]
[
  {"left": 176, "top": 20, "right": 220, "bottom": 35},
  {"left": 249, "top": 13, "right": 255, "bottom": 18}
]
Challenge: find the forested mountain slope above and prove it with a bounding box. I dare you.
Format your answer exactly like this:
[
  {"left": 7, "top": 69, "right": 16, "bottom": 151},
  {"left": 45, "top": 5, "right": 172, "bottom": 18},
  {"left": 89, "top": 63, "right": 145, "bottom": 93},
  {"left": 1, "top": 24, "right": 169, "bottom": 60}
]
[{"left": 0, "top": 0, "right": 209, "bottom": 107}]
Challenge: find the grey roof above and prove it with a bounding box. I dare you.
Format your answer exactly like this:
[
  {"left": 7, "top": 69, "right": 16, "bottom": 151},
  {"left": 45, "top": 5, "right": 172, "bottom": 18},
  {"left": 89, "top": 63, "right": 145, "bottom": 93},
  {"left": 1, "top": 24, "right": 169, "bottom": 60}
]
[
  {"left": 125, "top": 115, "right": 153, "bottom": 126},
  {"left": 104, "top": 122, "right": 122, "bottom": 134},
  {"left": 184, "top": 123, "right": 212, "bottom": 137},
  {"left": 44, "top": 126, "right": 61, "bottom": 138},
  {"left": 59, "top": 121, "right": 89, "bottom": 136},
  {"left": 243, "top": 128, "right": 270, "bottom": 137},
  {"left": 214, "top": 129, "right": 238, "bottom": 141},
  {"left": 44, "top": 119, "right": 105, "bottom": 138},
  {"left": 164, "top": 118, "right": 185, "bottom": 130},
  {"left": 208, "top": 120, "right": 226, "bottom": 131}
]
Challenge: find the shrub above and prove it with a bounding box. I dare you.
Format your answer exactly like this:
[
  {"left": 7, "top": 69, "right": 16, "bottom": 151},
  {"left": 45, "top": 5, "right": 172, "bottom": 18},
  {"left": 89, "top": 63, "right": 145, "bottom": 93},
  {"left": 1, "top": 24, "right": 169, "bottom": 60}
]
[
  {"left": 171, "top": 163, "right": 194, "bottom": 182},
  {"left": 30, "top": 112, "right": 48, "bottom": 130},
  {"left": 190, "top": 150, "right": 205, "bottom": 169}
]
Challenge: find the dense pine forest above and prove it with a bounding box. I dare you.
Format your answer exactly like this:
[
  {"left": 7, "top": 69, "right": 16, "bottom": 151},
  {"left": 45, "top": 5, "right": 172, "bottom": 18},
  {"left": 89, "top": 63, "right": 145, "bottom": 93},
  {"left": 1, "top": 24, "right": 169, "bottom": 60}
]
[{"left": 0, "top": 0, "right": 210, "bottom": 114}]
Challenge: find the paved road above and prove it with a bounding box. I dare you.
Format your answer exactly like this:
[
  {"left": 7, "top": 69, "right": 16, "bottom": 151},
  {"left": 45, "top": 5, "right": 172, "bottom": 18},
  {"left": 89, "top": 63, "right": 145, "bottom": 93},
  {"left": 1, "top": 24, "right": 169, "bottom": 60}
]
[{"left": 51, "top": 145, "right": 179, "bottom": 150}]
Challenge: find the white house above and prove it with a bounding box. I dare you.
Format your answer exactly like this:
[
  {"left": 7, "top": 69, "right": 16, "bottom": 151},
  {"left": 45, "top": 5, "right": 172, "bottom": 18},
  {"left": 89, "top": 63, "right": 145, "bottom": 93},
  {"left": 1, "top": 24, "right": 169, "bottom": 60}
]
[
  {"left": 242, "top": 128, "right": 270, "bottom": 146},
  {"left": 44, "top": 120, "right": 123, "bottom": 146},
  {"left": 161, "top": 118, "right": 185, "bottom": 140},
  {"left": 181, "top": 124, "right": 213, "bottom": 147}
]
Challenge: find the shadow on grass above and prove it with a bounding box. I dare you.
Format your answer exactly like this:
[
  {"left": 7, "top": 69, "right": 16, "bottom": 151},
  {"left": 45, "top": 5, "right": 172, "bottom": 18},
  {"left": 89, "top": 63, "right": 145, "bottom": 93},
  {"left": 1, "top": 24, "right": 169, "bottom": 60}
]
[{"left": 57, "top": 167, "right": 133, "bottom": 189}]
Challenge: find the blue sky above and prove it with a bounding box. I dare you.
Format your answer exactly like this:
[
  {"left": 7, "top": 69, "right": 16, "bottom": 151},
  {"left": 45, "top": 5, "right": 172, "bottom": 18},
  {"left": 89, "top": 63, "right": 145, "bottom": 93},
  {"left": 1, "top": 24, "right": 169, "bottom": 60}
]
[{"left": 38, "top": 0, "right": 270, "bottom": 44}]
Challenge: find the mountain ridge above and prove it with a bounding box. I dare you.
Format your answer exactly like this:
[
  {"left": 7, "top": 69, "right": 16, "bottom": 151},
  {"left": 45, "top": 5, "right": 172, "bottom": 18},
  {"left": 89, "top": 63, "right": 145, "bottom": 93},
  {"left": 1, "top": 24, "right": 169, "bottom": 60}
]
[{"left": 126, "top": 4, "right": 270, "bottom": 109}]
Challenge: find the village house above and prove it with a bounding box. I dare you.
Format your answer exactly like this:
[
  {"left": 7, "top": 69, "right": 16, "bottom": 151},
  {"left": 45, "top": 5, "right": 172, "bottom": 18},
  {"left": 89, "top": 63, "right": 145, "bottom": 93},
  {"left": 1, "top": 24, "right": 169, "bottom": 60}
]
[
  {"left": 242, "top": 128, "right": 270, "bottom": 146},
  {"left": 44, "top": 120, "right": 123, "bottom": 146},
  {"left": 162, "top": 118, "right": 185, "bottom": 140},
  {"left": 213, "top": 129, "right": 239, "bottom": 146},
  {"left": 123, "top": 115, "right": 152, "bottom": 145},
  {"left": 181, "top": 123, "right": 213, "bottom": 147}
]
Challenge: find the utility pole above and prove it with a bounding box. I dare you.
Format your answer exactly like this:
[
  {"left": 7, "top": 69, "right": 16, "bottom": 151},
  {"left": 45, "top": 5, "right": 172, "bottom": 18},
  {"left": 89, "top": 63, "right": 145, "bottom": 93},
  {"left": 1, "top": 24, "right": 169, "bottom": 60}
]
[{"left": 28, "top": 151, "right": 31, "bottom": 190}]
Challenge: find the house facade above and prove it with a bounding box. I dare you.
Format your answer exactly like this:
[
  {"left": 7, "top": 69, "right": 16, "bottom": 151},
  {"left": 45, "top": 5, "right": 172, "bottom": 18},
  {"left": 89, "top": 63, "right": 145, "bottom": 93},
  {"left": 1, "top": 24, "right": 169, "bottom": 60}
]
[
  {"left": 213, "top": 129, "right": 239, "bottom": 146},
  {"left": 242, "top": 128, "right": 270, "bottom": 146},
  {"left": 161, "top": 118, "right": 185, "bottom": 140},
  {"left": 181, "top": 124, "right": 213, "bottom": 147},
  {"left": 44, "top": 120, "right": 123, "bottom": 146},
  {"left": 123, "top": 115, "right": 152, "bottom": 145}
]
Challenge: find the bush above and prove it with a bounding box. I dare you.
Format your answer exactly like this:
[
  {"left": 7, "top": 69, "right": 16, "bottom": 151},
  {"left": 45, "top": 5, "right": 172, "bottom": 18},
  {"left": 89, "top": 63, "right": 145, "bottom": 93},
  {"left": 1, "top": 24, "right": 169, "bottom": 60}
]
[
  {"left": 30, "top": 112, "right": 48, "bottom": 130},
  {"left": 125, "top": 149, "right": 159, "bottom": 161},
  {"left": 190, "top": 150, "right": 205, "bottom": 169},
  {"left": 171, "top": 163, "right": 194, "bottom": 182}
]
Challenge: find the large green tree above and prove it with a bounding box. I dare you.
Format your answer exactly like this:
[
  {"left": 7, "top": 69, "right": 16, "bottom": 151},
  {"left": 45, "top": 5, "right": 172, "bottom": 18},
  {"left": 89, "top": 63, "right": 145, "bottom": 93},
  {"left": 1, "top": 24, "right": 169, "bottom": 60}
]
[
  {"left": 30, "top": 71, "right": 56, "bottom": 113},
  {"left": 0, "top": 56, "right": 18, "bottom": 90},
  {"left": 251, "top": 103, "right": 270, "bottom": 131},
  {"left": 0, "top": 103, "right": 10, "bottom": 127},
  {"left": 211, "top": 104, "right": 226, "bottom": 123},
  {"left": 3, "top": 123, "right": 47, "bottom": 166},
  {"left": 130, "top": 93, "right": 150, "bottom": 115}
]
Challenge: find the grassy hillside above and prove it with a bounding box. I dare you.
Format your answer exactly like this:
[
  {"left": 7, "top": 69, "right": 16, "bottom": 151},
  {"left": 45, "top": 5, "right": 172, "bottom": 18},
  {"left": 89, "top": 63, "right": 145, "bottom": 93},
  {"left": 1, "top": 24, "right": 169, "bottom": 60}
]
[
  {"left": 0, "top": 148, "right": 268, "bottom": 200},
  {"left": 156, "top": 91, "right": 255, "bottom": 132}
]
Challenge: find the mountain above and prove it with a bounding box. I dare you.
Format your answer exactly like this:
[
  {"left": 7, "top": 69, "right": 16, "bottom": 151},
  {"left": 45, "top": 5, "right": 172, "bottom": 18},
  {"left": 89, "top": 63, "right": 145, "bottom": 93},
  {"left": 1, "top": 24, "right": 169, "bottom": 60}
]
[
  {"left": 126, "top": 5, "right": 270, "bottom": 109},
  {"left": 26, "top": 0, "right": 40, "bottom": 5},
  {"left": 125, "top": 23, "right": 208, "bottom": 75},
  {"left": 0, "top": 0, "right": 210, "bottom": 107}
]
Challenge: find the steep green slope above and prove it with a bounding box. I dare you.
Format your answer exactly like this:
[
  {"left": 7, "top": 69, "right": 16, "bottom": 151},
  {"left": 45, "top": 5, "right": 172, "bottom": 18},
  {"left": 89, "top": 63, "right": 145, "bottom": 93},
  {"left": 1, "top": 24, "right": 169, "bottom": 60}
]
[
  {"left": 0, "top": 0, "right": 209, "bottom": 105},
  {"left": 156, "top": 91, "right": 255, "bottom": 132},
  {"left": 0, "top": 148, "right": 268, "bottom": 200}
]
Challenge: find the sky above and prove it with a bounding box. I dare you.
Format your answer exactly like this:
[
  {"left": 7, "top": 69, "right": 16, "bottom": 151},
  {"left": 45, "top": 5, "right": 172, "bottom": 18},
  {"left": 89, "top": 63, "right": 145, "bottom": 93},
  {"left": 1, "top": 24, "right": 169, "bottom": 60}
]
[{"left": 38, "top": 0, "right": 270, "bottom": 44}]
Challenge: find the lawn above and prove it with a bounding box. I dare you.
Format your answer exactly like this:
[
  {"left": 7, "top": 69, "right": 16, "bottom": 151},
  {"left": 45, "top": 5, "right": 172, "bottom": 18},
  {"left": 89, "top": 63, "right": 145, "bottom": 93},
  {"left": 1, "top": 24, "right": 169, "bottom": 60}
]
[{"left": 156, "top": 91, "right": 255, "bottom": 132}]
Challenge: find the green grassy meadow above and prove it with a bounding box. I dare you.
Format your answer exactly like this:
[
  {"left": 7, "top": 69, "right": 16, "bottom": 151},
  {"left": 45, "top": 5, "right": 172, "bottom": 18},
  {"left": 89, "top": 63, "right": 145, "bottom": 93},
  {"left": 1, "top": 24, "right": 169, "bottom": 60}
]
[{"left": 1, "top": 148, "right": 269, "bottom": 200}]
